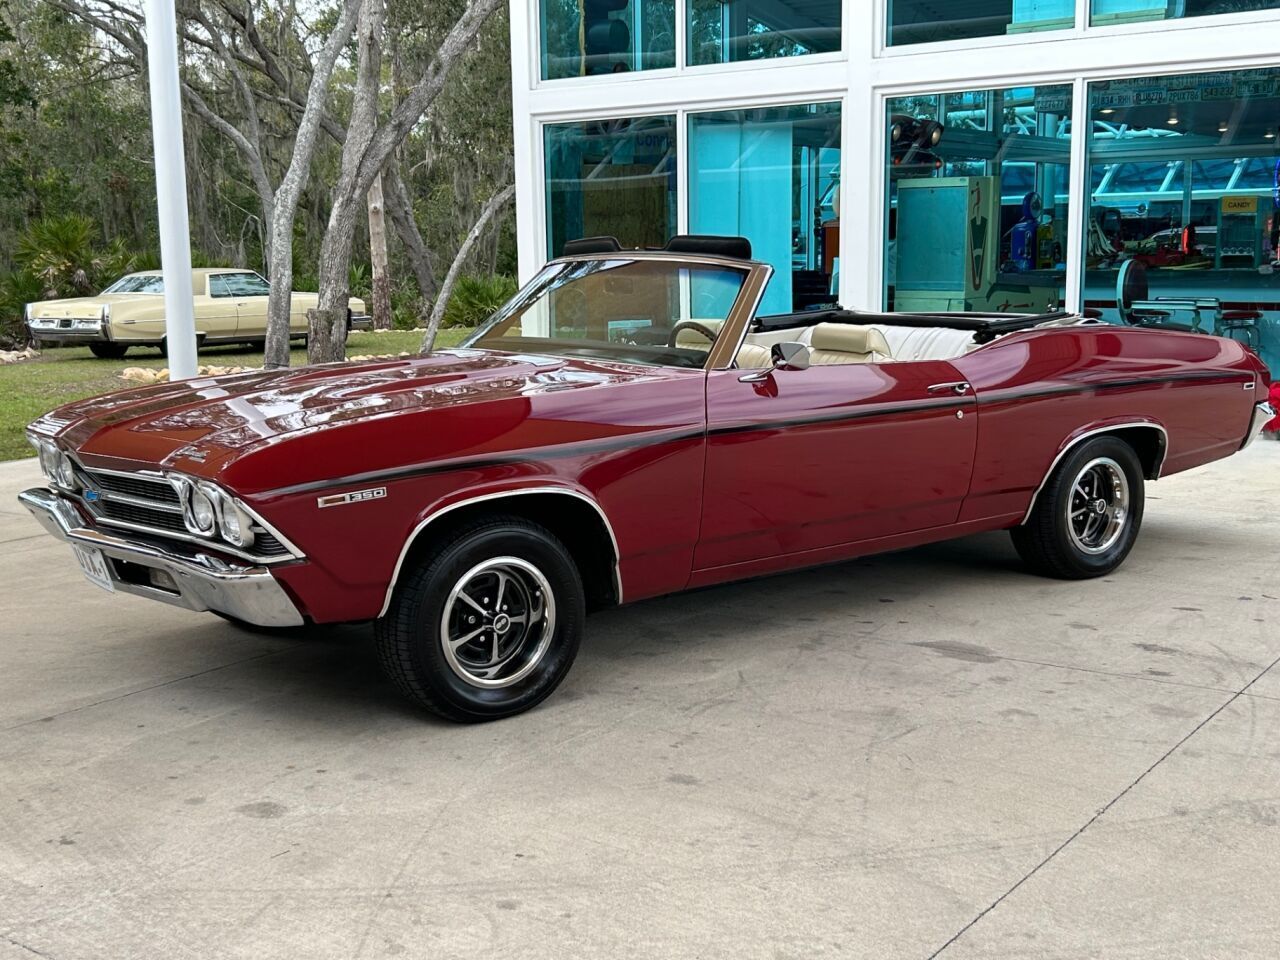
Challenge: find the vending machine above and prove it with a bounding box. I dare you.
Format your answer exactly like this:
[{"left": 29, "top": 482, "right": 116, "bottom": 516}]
[{"left": 893, "top": 176, "right": 1001, "bottom": 313}]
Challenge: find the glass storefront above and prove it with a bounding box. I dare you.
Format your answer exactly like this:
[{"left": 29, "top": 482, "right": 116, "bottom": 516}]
[
  {"left": 887, "top": 0, "right": 1075, "bottom": 47},
  {"left": 541, "top": 0, "right": 675, "bottom": 79},
  {"left": 1091, "top": 0, "right": 1280, "bottom": 26},
  {"left": 688, "top": 102, "right": 842, "bottom": 315},
  {"left": 884, "top": 84, "right": 1073, "bottom": 313},
  {"left": 543, "top": 116, "right": 678, "bottom": 257},
  {"left": 688, "top": 0, "right": 840, "bottom": 66},
  {"left": 1084, "top": 66, "right": 1280, "bottom": 370}
]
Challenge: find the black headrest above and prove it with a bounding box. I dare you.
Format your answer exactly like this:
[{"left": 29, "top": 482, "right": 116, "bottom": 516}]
[
  {"left": 664, "top": 235, "right": 752, "bottom": 260},
  {"left": 562, "top": 236, "right": 622, "bottom": 256}
]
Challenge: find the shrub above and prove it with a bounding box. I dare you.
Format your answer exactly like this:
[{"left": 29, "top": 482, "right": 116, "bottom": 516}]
[
  {"left": 0, "top": 270, "right": 42, "bottom": 348},
  {"left": 442, "top": 274, "right": 517, "bottom": 329}
]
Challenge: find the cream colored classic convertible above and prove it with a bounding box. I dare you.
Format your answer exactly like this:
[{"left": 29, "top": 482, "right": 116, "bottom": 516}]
[{"left": 25, "top": 268, "right": 370, "bottom": 358}]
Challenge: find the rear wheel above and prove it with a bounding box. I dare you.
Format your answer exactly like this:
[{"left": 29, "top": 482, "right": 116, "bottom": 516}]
[
  {"left": 374, "top": 516, "right": 585, "bottom": 722},
  {"left": 89, "top": 342, "right": 128, "bottom": 360},
  {"left": 1011, "top": 436, "right": 1145, "bottom": 579}
]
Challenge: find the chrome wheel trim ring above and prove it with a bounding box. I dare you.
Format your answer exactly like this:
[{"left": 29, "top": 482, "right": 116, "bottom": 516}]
[
  {"left": 1066, "top": 456, "right": 1130, "bottom": 556},
  {"left": 439, "top": 556, "right": 556, "bottom": 689}
]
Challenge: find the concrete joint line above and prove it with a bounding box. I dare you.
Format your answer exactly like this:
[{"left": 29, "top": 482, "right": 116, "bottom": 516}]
[{"left": 925, "top": 651, "right": 1280, "bottom": 959}]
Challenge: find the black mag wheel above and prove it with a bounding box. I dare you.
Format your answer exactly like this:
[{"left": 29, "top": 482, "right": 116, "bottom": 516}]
[
  {"left": 374, "top": 516, "right": 585, "bottom": 722},
  {"left": 1010, "top": 436, "right": 1145, "bottom": 579}
]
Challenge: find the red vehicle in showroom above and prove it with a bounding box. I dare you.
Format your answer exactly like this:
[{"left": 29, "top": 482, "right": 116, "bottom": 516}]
[{"left": 21, "top": 236, "right": 1275, "bottom": 721}]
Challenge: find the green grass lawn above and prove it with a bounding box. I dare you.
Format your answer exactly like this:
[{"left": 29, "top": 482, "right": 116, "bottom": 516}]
[{"left": 0, "top": 329, "right": 473, "bottom": 462}]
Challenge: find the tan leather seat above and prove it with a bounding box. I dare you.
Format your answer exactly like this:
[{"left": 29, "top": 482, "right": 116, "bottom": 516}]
[
  {"left": 805, "top": 323, "right": 893, "bottom": 364},
  {"left": 874, "top": 324, "right": 976, "bottom": 362},
  {"left": 736, "top": 342, "right": 772, "bottom": 368},
  {"left": 674, "top": 319, "right": 723, "bottom": 348}
]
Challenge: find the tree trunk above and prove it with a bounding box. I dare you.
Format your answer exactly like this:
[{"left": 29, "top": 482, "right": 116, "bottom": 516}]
[
  {"left": 422, "top": 183, "right": 514, "bottom": 353},
  {"left": 260, "top": 0, "right": 363, "bottom": 369},
  {"left": 383, "top": 159, "right": 437, "bottom": 310},
  {"left": 309, "top": 0, "right": 385, "bottom": 365},
  {"left": 366, "top": 172, "right": 392, "bottom": 329}
]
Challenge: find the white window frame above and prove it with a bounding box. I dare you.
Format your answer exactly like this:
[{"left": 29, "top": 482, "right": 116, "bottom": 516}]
[{"left": 509, "top": 0, "right": 1280, "bottom": 309}]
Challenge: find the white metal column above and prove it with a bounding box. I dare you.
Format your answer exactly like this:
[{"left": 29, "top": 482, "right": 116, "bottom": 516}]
[
  {"left": 143, "top": 0, "right": 197, "bottom": 379},
  {"left": 1064, "top": 76, "right": 1090, "bottom": 312}
]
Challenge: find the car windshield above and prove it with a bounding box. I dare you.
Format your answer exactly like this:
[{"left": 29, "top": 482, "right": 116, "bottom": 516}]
[
  {"left": 464, "top": 258, "right": 749, "bottom": 369},
  {"left": 103, "top": 274, "right": 164, "bottom": 294}
]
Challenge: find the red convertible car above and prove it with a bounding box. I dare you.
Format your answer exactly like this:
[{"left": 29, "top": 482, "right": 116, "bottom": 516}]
[{"left": 20, "top": 236, "right": 1275, "bottom": 721}]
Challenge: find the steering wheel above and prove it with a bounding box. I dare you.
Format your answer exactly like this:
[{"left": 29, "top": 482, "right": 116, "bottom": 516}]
[{"left": 667, "top": 320, "right": 720, "bottom": 348}]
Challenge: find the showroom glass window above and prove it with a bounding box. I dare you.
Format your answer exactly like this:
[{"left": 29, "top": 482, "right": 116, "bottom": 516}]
[
  {"left": 688, "top": 0, "right": 840, "bottom": 66},
  {"left": 1084, "top": 67, "right": 1280, "bottom": 372},
  {"left": 1090, "top": 0, "right": 1279, "bottom": 26},
  {"left": 887, "top": 0, "right": 1075, "bottom": 46},
  {"left": 883, "top": 85, "right": 1073, "bottom": 313},
  {"left": 543, "top": 116, "right": 677, "bottom": 258},
  {"left": 541, "top": 0, "right": 675, "bottom": 80},
  {"left": 688, "top": 102, "right": 841, "bottom": 316}
]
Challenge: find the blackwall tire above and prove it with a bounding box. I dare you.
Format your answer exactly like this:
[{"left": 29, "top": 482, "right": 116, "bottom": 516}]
[
  {"left": 89, "top": 342, "right": 129, "bottom": 359},
  {"left": 1010, "top": 436, "right": 1145, "bottom": 580},
  {"left": 374, "top": 516, "right": 585, "bottom": 722}
]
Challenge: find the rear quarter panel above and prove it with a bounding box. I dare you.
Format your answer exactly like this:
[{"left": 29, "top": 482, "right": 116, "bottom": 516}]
[{"left": 953, "top": 325, "right": 1259, "bottom": 523}]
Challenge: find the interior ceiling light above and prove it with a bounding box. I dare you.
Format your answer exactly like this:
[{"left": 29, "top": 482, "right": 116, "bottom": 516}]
[
  {"left": 1100, "top": 108, "right": 1115, "bottom": 115},
  {"left": 1266, "top": 129, "right": 1277, "bottom": 140},
  {"left": 1218, "top": 121, "right": 1229, "bottom": 133},
  {"left": 1166, "top": 115, "right": 1179, "bottom": 126}
]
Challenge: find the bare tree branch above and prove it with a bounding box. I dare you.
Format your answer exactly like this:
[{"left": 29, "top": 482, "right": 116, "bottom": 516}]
[{"left": 423, "top": 183, "right": 514, "bottom": 353}]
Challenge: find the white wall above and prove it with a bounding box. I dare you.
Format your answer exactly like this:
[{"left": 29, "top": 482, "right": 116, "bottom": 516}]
[{"left": 507, "top": 0, "right": 1280, "bottom": 312}]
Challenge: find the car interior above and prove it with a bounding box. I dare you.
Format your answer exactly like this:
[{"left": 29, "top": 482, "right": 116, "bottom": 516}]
[{"left": 556, "top": 234, "right": 1086, "bottom": 370}]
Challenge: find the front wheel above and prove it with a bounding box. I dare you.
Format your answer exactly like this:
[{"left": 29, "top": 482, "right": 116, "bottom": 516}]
[
  {"left": 89, "top": 342, "right": 128, "bottom": 359},
  {"left": 374, "top": 516, "right": 585, "bottom": 722},
  {"left": 1010, "top": 436, "right": 1145, "bottom": 579}
]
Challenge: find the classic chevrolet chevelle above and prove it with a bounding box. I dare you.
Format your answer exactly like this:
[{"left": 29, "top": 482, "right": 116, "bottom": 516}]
[
  {"left": 20, "top": 236, "right": 1275, "bottom": 721},
  {"left": 25, "top": 268, "right": 370, "bottom": 358}
]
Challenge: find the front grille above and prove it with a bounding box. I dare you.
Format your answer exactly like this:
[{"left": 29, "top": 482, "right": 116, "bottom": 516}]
[
  {"left": 77, "top": 467, "right": 294, "bottom": 561},
  {"left": 255, "top": 531, "right": 287, "bottom": 556},
  {"left": 98, "top": 499, "right": 187, "bottom": 534},
  {"left": 90, "top": 471, "right": 180, "bottom": 504}
]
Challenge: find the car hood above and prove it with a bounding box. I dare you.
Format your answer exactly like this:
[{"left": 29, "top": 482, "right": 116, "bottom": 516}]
[
  {"left": 28, "top": 294, "right": 159, "bottom": 317},
  {"left": 33, "top": 349, "right": 682, "bottom": 476}
]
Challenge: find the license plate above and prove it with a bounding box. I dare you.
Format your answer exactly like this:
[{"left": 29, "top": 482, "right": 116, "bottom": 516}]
[{"left": 73, "top": 544, "right": 114, "bottom": 593}]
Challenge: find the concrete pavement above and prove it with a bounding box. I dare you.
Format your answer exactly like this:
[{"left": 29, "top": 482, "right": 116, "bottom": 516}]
[{"left": 1, "top": 445, "right": 1278, "bottom": 959}]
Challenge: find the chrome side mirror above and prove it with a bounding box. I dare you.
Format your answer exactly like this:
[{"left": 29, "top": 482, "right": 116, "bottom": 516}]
[
  {"left": 738, "top": 341, "right": 810, "bottom": 383},
  {"left": 771, "top": 341, "right": 809, "bottom": 371}
]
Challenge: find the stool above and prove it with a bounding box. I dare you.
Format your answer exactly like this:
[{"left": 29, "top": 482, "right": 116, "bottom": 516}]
[{"left": 1217, "top": 310, "right": 1261, "bottom": 350}]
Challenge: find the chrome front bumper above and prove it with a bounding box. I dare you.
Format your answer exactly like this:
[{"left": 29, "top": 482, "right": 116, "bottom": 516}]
[
  {"left": 348, "top": 313, "right": 374, "bottom": 331},
  {"left": 18, "top": 487, "right": 304, "bottom": 627},
  {"left": 1243, "top": 401, "right": 1276, "bottom": 449},
  {"left": 26, "top": 322, "right": 107, "bottom": 344}
]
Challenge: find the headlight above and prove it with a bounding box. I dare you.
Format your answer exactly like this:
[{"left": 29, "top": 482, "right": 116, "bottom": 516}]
[
  {"left": 168, "top": 474, "right": 256, "bottom": 548},
  {"left": 32, "top": 437, "right": 56, "bottom": 480},
  {"left": 53, "top": 448, "right": 76, "bottom": 489},
  {"left": 32, "top": 438, "right": 76, "bottom": 489},
  {"left": 189, "top": 483, "right": 218, "bottom": 536},
  {"left": 215, "top": 496, "right": 256, "bottom": 549}
]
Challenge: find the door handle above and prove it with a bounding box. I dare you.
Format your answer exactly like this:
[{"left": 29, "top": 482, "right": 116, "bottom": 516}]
[{"left": 927, "top": 381, "right": 971, "bottom": 396}]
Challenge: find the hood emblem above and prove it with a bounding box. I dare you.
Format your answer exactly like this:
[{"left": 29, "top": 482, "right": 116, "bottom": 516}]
[
  {"left": 318, "top": 486, "right": 387, "bottom": 509},
  {"left": 180, "top": 449, "right": 209, "bottom": 463}
]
